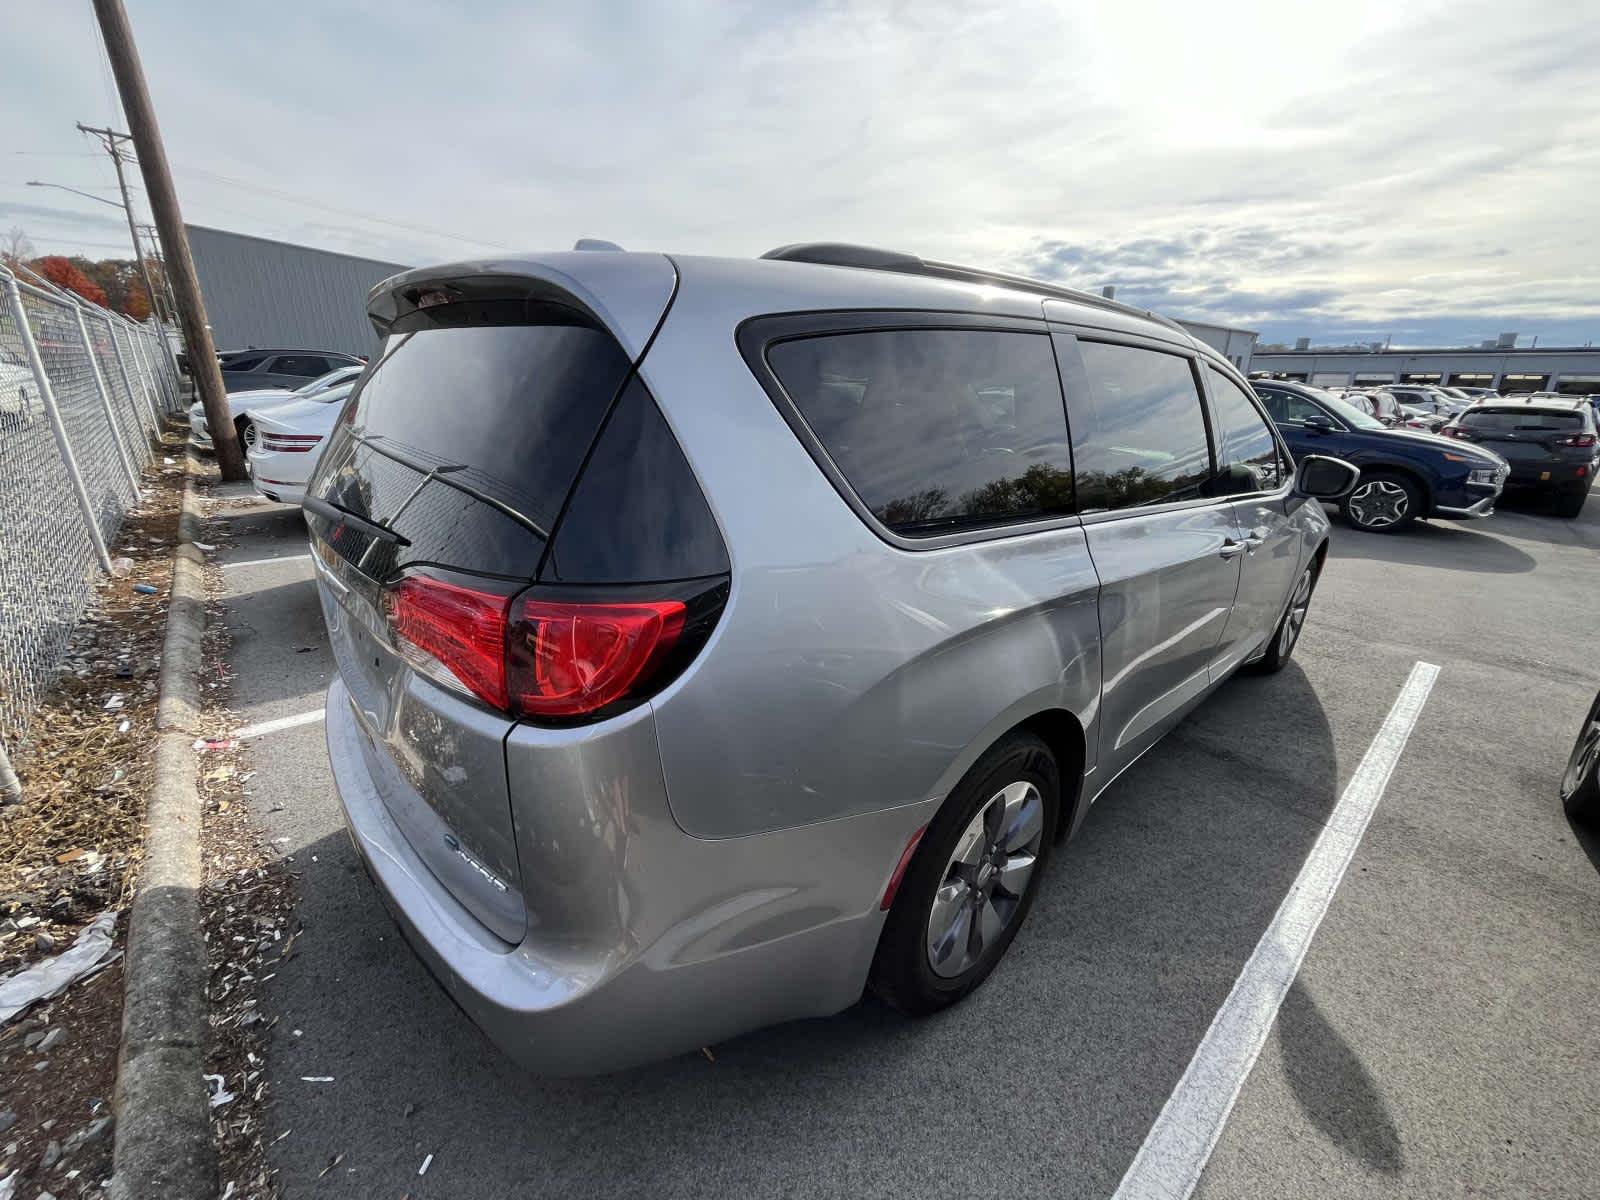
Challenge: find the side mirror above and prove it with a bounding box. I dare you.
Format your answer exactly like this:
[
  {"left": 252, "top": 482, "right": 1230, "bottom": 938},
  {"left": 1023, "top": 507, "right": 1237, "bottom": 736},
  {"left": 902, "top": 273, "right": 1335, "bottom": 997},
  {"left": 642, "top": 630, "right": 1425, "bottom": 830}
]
[
  {"left": 1295, "top": 454, "right": 1361, "bottom": 500},
  {"left": 1302, "top": 414, "right": 1335, "bottom": 434}
]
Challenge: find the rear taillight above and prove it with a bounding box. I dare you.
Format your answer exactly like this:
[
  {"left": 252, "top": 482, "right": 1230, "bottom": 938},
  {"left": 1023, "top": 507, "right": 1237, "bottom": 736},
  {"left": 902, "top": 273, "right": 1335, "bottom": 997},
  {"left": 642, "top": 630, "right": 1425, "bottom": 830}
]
[
  {"left": 261, "top": 432, "right": 324, "bottom": 453},
  {"left": 382, "top": 574, "right": 724, "bottom": 722},
  {"left": 1556, "top": 433, "right": 1597, "bottom": 448},
  {"left": 507, "top": 598, "right": 685, "bottom": 718},
  {"left": 383, "top": 576, "right": 512, "bottom": 710}
]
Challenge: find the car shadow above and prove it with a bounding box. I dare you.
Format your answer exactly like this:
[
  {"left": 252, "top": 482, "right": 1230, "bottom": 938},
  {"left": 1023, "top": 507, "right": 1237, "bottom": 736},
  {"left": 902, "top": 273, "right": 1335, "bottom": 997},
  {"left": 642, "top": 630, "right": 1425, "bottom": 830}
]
[
  {"left": 1277, "top": 979, "right": 1404, "bottom": 1175},
  {"left": 258, "top": 660, "right": 1361, "bottom": 1199},
  {"left": 1566, "top": 813, "right": 1600, "bottom": 875},
  {"left": 1328, "top": 518, "right": 1537, "bottom": 575}
]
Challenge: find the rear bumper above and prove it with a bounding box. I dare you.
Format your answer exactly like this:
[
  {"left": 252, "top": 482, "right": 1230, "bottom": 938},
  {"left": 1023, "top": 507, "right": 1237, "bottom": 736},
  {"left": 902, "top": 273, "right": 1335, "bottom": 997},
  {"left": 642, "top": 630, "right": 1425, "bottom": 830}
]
[
  {"left": 325, "top": 679, "right": 926, "bottom": 1075},
  {"left": 1503, "top": 462, "right": 1594, "bottom": 493},
  {"left": 248, "top": 446, "right": 311, "bottom": 504}
]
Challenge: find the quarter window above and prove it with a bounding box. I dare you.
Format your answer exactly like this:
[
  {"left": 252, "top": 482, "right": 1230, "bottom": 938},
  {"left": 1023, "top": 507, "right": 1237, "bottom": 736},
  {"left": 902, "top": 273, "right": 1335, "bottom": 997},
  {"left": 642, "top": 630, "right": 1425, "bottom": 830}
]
[
  {"left": 1069, "top": 342, "right": 1213, "bottom": 511},
  {"left": 1206, "top": 366, "right": 1285, "bottom": 491},
  {"left": 767, "top": 328, "right": 1074, "bottom": 536}
]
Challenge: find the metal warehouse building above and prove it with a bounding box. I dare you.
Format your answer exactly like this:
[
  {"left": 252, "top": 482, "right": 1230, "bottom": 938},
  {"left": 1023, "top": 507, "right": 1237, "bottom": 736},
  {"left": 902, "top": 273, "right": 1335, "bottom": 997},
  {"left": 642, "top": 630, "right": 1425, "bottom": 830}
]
[
  {"left": 185, "top": 225, "right": 409, "bottom": 358},
  {"left": 1249, "top": 345, "right": 1600, "bottom": 394},
  {"left": 1175, "top": 319, "right": 1257, "bottom": 370}
]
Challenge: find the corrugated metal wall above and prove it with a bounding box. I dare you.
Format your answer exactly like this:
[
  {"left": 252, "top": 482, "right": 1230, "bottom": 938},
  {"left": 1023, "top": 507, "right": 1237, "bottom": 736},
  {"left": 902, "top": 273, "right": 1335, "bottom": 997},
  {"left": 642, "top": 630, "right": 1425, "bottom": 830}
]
[{"left": 185, "top": 225, "right": 410, "bottom": 357}]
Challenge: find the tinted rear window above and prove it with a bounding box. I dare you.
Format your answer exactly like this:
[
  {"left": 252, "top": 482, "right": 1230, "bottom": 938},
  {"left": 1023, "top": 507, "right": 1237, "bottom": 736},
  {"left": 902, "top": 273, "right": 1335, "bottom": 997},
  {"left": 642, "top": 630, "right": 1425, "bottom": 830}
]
[
  {"left": 1069, "top": 342, "right": 1212, "bottom": 511},
  {"left": 311, "top": 318, "right": 632, "bottom": 579},
  {"left": 767, "top": 328, "right": 1073, "bottom": 536},
  {"left": 544, "top": 377, "right": 729, "bottom": 583},
  {"left": 1460, "top": 408, "right": 1585, "bottom": 431}
]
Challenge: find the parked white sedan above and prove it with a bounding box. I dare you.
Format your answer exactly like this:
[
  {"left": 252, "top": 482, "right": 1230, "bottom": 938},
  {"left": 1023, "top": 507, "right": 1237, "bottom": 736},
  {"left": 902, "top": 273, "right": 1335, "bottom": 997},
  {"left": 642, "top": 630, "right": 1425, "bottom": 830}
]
[
  {"left": 189, "top": 364, "right": 363, "bottom": 449},
  {"left": 244, "top": 383, "right": 354, "bottom": 504}
]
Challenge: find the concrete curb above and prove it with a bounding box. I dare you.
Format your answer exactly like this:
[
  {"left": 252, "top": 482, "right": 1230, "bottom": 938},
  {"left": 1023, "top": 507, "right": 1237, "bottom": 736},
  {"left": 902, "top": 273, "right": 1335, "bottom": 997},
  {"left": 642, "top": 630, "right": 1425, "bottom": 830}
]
[{"left": 110, "top": 449, "right": 215, "bottom": 1200}]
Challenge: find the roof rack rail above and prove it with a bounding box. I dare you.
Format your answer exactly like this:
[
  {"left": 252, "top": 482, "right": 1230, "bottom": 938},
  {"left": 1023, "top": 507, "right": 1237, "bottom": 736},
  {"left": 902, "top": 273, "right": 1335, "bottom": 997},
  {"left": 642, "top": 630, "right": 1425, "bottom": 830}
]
[{"left": 759, "top": 242, "right": 1192, "bottom": 339}]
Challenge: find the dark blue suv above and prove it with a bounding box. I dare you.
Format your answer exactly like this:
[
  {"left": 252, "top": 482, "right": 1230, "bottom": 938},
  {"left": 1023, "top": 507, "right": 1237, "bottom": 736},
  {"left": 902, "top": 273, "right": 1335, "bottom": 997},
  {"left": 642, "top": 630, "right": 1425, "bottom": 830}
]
[{"left": 1253, "top": 380, "right": 1508, "bottom": 532}]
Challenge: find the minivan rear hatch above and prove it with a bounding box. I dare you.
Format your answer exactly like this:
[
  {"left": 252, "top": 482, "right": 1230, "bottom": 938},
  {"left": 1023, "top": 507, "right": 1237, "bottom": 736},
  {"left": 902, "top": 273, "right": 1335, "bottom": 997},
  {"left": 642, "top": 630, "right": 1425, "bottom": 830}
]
[{"left": 305, "top": 263, "right": 673, "bottom": 942}]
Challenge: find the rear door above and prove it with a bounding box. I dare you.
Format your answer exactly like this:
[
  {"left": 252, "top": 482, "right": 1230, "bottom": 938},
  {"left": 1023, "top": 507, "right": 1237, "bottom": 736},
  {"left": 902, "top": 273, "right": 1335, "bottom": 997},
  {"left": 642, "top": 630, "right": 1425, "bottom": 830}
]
[
  {"left": 305, "top": 301, "right": 644, "bottom": 941},
  {"left": 1204, "top": 364, "right": 1300, "bottom": 673},
  {"left": 1055, "top": 334, "right": 1244, "bottom": 782}
]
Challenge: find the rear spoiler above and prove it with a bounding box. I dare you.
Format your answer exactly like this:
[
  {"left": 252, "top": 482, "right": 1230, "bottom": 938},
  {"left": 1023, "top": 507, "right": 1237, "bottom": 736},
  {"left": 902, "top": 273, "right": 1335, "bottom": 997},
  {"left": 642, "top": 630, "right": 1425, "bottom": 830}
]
[{"left": 366, "top": 252, "right": 677, "bottom": 363}]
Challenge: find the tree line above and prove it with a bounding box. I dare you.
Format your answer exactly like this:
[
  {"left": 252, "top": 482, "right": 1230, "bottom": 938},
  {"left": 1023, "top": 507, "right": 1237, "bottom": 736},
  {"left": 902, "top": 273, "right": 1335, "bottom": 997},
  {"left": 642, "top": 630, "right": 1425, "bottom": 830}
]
[{"left": 2, "top": 226, "right": 167, "bottom": 321}]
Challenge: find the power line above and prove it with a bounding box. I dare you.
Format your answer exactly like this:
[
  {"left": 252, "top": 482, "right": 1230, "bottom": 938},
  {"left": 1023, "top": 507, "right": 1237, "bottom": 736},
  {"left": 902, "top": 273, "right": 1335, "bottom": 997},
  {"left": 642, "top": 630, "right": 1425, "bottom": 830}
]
[{"left": 165, "top": 163, "right": 517, "bottom": 251}]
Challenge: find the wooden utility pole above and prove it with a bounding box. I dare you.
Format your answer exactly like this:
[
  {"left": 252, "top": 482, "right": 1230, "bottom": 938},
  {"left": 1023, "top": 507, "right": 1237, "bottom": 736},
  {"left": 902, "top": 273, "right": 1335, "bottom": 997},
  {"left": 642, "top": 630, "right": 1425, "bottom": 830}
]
[
  {"left": 76, "top": 124, "right": 160, "bottom": 320},
  {"left": 89, "top": 0, "right": 247, "bottom": 479}
]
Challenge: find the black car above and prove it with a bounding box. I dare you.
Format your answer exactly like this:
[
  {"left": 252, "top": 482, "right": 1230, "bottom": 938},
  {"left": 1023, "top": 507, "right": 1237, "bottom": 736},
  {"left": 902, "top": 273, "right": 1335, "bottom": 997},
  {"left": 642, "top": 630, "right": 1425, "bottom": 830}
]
[
  {"left": 1254, "top": 379, "right": 1509, "bottom": 532},
  {"left": 1440, "top": 400, "right": 1598, "bottom": 518}
]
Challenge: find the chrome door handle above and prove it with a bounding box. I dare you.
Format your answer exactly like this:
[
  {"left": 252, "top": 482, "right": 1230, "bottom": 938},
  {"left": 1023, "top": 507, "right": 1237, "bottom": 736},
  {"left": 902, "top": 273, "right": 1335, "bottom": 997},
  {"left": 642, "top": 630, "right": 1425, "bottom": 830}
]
[{"left": 1219, "top": 539, "right": 1248, "bottom": 559}]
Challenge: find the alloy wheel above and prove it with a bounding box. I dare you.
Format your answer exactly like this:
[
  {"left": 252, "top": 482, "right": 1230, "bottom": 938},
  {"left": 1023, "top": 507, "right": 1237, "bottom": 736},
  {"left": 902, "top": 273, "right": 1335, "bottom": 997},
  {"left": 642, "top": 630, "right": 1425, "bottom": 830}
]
[
  {"left": 241, "top": 420, "right": 258, "bottom": 451},
  {"left": 926, "top": 780, "right": 1045, "bottom": 978},
  {"left": 1279, "top": 568, "right": 1313, "bottom": 657},
  {"left": 1347, "top": 479, "right": 1409, "bottom": 528},
  {"left": 1562, "top": 715, "right": 1600, "bottom": 800}
]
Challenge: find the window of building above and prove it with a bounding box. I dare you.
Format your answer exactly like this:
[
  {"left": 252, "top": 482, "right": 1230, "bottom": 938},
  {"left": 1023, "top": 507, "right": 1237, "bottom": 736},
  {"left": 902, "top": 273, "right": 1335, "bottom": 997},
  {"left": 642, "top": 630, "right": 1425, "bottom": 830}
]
[
  {"left": 766, "top": 328, "right": 1074, "bottom": 536},
  {"left": 1068, "top": 341, "right": 1213, "bottom": 511}
]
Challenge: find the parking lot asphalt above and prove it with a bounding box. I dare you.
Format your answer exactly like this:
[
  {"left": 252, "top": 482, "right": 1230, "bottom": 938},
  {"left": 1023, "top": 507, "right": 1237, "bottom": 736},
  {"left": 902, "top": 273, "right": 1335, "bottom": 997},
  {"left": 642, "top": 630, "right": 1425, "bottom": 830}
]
[{"left": 206, "top": 490, "right": 1600, "bottom": 1199}]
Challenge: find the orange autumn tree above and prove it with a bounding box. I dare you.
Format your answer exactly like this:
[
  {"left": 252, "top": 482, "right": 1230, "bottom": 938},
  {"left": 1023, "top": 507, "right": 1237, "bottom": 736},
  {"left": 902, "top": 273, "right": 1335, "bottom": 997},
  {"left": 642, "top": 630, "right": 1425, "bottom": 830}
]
[
  {"left": 33, "top": 256, "right": 108, "bottom": 307},
  {"left": 123, "top": 286, "right": 151, "bottom": 321}
]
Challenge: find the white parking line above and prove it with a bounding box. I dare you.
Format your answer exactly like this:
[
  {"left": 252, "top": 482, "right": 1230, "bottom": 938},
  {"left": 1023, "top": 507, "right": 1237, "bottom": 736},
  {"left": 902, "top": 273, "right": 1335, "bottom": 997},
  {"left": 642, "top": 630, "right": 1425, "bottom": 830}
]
[
  {"left": 1111, "top": 659, "right": 1440, "bottom": 1200},
  {"left": 234, "top": 709, "right": 325, "bottom": 740},
  {"left": 221, "top": 553, "right": 312, "bottom": 570}
]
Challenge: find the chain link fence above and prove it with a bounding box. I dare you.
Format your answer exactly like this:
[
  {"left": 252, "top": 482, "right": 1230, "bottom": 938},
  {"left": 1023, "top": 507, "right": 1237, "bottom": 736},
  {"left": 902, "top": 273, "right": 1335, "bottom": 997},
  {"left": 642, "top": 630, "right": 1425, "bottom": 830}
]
[{"left": 0, "top": 263, "right": 184, "bottom": 773}]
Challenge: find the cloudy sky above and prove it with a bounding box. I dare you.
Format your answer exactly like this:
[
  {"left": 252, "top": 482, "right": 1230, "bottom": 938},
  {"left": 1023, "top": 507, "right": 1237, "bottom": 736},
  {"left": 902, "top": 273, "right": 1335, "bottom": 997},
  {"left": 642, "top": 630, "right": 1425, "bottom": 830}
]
[{"left": 5, "top": 0, "right": 1597, "bottom": 346}]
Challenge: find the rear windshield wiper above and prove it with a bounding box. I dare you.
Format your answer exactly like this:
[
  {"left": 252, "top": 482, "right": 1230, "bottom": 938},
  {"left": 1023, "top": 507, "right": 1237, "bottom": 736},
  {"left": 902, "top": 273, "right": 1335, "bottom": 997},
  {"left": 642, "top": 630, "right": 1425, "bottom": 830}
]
[{"left": 303, "top": 495, "right": 412, "bottom": 546}]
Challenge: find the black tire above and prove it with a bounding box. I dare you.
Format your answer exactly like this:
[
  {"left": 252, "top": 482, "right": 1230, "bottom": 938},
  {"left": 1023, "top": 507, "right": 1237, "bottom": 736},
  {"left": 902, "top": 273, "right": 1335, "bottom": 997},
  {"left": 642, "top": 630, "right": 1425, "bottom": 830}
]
[
  {"left": 235, "top": 415, "right": 256, "bottom": 455},
  {"left": 1246, "top": 557, "right": 1320, "bottom": 675},
  {"left": 1561, "top": 691, "right": 1600, "bottom": 826},
  {"left": 1341, "top": 470, "right": 1422, "bottom": 532},
  {"left": 870, "top": 731, "right": 1059, "bottom": 1016},
  {"left": 1555, "top": 490, "right": 1587, "bottom": 519}
]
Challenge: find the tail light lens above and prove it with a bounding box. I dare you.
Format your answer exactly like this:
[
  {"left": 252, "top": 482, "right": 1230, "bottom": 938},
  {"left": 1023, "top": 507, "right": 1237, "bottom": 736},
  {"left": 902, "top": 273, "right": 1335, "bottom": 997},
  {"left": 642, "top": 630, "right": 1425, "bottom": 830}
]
[
  {"left": 507, "top": 598, "right": 685, "bottom": 718},
  {"left": 384, "top": 576, "right": 512, "bottom": 710},
  {"left": 1556, "top": 433, "right": 1597, "bottom": 447},
  {"left": 381, "top": 573, "right": 726, "bottom": 722},
  {"left": 261, "top": 432, "right": 324, "bottom": 453}
]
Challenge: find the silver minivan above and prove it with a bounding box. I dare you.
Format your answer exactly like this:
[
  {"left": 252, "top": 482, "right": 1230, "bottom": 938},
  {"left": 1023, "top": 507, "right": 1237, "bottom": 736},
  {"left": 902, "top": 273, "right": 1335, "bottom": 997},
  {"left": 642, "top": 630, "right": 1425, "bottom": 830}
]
[{"left": 306, "top": 244, "right": 1358, "bottom": 1074}]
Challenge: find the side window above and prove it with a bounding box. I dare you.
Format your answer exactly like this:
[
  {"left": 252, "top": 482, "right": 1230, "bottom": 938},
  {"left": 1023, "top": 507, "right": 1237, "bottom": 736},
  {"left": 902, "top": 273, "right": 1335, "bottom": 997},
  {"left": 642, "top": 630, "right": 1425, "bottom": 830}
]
[
  {"left": 1206, "top": 366, "right": 1285, "bottom": 492},
  {"left": 270, "top": 355, "right": 323, "bottom": 377},
  {"left": 221, "top": 353, "right": 267, "bottom": 373},
  {"left": 1257, "top": 387, "right": 1323, "bottom": 425},
  {"left": 767, "top": 328, "right": 1073, "bottom": 536},
  {"left": 1069, "top": 341, "right": 1212, "bottom": 511}
]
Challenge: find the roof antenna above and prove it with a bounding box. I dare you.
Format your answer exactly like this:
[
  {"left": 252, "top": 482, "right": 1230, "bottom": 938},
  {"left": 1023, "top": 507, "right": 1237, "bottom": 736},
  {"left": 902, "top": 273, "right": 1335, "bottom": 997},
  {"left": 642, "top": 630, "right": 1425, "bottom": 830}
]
[{"left": 573, "top": 238, "right": 625, "bottom": 252}]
